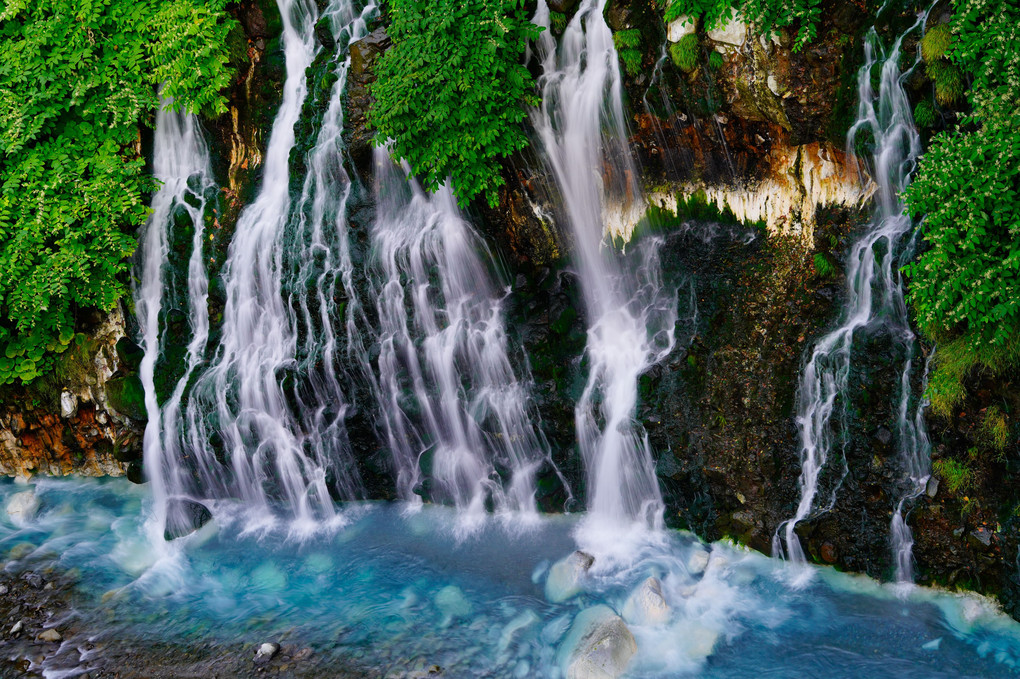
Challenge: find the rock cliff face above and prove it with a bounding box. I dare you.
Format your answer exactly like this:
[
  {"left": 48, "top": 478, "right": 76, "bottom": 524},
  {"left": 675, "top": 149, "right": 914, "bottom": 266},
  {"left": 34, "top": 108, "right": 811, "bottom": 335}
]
[{"left": 0, "top": 307, "right": 141, "bottom": 479}]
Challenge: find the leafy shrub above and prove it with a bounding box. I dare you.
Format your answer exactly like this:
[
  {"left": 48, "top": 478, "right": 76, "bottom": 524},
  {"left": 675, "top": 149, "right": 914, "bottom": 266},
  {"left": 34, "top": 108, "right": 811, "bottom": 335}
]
[
  {"left": 0, "top": 0, "right": 236, "bottom": 385},
  {"left": 368, "top": 0, "right": 539, "bottom": 208},
  {"left": 933, "top": 458, "right": 976, "bottom": 494},
  {"left": 670, "top": 33, "right": 700, "bottom": 72},
  {"left": 904, "top": 0, "right": 1020, "bottom": 354},
  {"left": 613, "top": 29, "right": 644, "bottom": 77},
  {"left": 913, "top": 99, "right": 936, "bottom": 128}
]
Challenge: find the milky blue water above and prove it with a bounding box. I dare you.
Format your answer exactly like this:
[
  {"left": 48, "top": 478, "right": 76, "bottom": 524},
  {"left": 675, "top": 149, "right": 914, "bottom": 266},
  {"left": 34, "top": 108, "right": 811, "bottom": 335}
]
[{"left": 3, "top": 478, "right": 1020, "bottom": 678}]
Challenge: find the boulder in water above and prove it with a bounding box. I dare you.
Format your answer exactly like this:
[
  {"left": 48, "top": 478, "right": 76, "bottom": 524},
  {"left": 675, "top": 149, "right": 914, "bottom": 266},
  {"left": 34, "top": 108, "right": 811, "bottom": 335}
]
[
  {"left": 562, "top": 605, "right": 637, "bottom": 679},
  {"left": 622, "top": 577, "right": 670, "bottom": 626},
  {"left": 255, "top": 641, "right": 279, "bottom": 664},
  {"left": 163, "top": 498, "right": 212, "bottom": 540},
  {"left": 6, "top": 490, "right": 40, "bottom": 526},
  {"left": 545, "top": 551, "right": 594, "bottom": 603}
]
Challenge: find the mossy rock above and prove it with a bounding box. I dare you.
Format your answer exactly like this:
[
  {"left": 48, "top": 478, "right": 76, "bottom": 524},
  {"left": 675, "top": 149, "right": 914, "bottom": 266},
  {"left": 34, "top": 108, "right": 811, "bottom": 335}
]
[{"left": 106, "top": 375, "right": 147, "bottom": 421}]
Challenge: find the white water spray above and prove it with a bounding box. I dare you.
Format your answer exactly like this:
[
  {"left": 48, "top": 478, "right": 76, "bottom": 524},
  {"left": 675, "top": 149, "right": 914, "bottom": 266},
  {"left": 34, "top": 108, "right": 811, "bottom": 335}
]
[
  {"left": 532, "top": 0, "right": 677, "bottom": 552},
  {"left": 368, "top": 148, "right": 550, "bottom": 528},
  {"left": 774, "top": 16, "right": 931, "bottom": 581}
]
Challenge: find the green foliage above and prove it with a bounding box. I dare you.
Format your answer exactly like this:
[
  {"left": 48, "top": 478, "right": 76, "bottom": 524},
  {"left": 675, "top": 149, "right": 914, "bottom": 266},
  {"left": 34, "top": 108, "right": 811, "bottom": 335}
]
[
  {"left": 921, "top": 22, "right": 952, "bottom": 62},
  {"left": 613, "top": 29, "right": 644, "bottom": 77},
  {"left": 660, "top": 0, "right": 821, "bottom": 52},
  {"left": 150, "top": 0, "right": 237, "bottom": 117},
  {"left": 933, "top": 458, "right": 976, "bottom": 494},
  {"left": 0, "top": 0, "right": 237, "bottom": 385},
  {"left": 670, "top": 33, "right": 700, "bottom": 73},
  {"left": 708, "top": 50, "right": 724, "bottom": 70},
  {"left": 913, "top": 99, "right": 936, "bottom": 129},
  {"left": 813, "top": 252, "right": 837, "bottom": 278},
  {"left": 368, "top": 0, "right": 539, "bottom": 208},
  {"left": 904, "top": 0, "right": 1020, "bottom": 352}
]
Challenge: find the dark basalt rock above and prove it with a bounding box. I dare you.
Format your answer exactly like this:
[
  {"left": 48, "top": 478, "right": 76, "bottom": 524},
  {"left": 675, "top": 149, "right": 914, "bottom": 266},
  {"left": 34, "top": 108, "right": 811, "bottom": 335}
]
[{"left": 164, "top": 498, "right": 214, "bottom": 541}]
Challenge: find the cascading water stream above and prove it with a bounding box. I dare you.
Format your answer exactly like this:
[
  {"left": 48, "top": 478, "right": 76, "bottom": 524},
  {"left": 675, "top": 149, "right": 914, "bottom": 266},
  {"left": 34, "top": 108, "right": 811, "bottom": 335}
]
[
  {"left": 176, "top": 0, "right": 361, "bottom": 533},
  {"left": 134, "top": 105, "right": 215, "bottom": 544},
  {"left": 773, "top": 15, "right": 931, "bottom": 581},
  {"left": 368, "top": 147, "right": 550, "bottom": 528},
  {"left": 283, "top": 0, "right": 377, "bottom": 510},
  {"left": 531, "top": 0, "right": 677, "bottom": 551}
]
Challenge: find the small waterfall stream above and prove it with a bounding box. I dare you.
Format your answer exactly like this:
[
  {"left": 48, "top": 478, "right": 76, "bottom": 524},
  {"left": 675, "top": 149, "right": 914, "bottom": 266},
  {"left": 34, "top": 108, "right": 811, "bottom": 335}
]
[
  {"left": 368, "top": 148, "right": 549, "bottom": 527},
  {"left": 531, "top": 0, "right": 677, "bottom": 551},
  {"left": 178, "top": 0, "right": 356, "bottom": 532},
  {"left": 135, "top": 105, "right": 215, "bottom": 543},
  {"left": 774, "top": 15, "right": 931, "bottom": 581}
]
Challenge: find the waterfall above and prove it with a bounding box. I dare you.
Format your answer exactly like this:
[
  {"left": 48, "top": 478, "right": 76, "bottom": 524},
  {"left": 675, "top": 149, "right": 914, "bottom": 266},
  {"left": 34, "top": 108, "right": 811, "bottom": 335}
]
[
  {"left": 368, "top": 147, "right": 549, "bottom": 528},
  {"left": 773, "top": 15, "right": 931, "bottom": 579},
  {"left": 283, "top": 0, "right": 377, "bottom": 513},
  {"left": 531, "top": 0, "right": 677, "bottom": 550},
  {"left": 173, "top": 0, "right": 364, "bottom": 533},
  {"left": 135, "top": 105, "right": 215, "bottom": 544}
]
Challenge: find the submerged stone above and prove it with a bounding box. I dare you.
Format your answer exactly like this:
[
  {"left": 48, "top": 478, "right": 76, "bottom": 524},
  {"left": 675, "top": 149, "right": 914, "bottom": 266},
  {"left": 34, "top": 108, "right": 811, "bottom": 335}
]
[
  {"left": 37, "top": 628, "right": 62, "bottom": 642},
  {"left": 435, "top": 585, "right": 473, "bottom": 626},
  {"left": 562, "top": 605, "right": 637, "bottom": 679},
  {"left": 545, "top": 551, "right": 595, "bottom": 603}
]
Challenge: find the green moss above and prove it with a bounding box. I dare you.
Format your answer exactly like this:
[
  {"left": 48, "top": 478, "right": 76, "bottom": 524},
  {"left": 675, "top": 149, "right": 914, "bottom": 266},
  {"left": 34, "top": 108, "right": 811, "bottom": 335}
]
[
  {"left": 670, "top": 33, "right": 699, "bottom": 73},
  {"left": 708, "top": 50, "right": 723, "bottom": 70},
  {"left": 550, "top": 11, "right": 566, "bottom": 34},
  {"left": 106, "top": 375, "right": 148, "bottom": 421}
]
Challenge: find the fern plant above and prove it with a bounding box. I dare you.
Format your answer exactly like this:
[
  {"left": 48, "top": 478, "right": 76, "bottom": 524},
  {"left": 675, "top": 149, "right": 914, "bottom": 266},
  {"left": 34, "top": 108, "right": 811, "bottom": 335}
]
[{"left": 0, "top": 0, "right": 237, "bottom": 385}]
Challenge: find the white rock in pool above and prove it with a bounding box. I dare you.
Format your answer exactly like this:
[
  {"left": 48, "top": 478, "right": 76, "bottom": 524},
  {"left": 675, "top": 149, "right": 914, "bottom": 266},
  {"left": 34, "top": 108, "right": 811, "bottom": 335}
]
[
  {"left": 545, "top": 551, "right": 595, "bottom": 603},
  {"left": 6, "top": 490, "right": 40, "bottom": 526},
  {"left": 561, "top": 605, "right": 637, "bottom": 679},
  {"left": 622, "top": 577, "right": 670, "bottom": 626},
  {"left": 686, "top": 547, "right": 710, "bottom": 576}
]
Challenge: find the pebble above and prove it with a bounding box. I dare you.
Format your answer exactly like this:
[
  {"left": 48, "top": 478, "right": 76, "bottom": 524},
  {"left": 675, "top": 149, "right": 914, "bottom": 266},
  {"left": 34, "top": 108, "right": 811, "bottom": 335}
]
[
  {"left": 10, "top": 621, "right": 23, "bottom": 635},
  {"left": 38, "top": 628, "right": 62, "bottom": 642},
  {"left": 255, "top": 641, "right": 279, "bottom": 663},
  {"left": 0, "top": 584, "right": 7, "bottom": 595}
]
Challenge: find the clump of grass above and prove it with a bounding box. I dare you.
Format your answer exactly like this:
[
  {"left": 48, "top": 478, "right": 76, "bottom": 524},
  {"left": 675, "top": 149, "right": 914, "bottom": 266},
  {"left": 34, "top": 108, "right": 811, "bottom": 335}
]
[
  {"left": 978, "top": 405, "right": 1011, "bottom": 457},
  {"left": 813, "top": 252, "right": 837, "bottom": 278},
  {"left": 921, "top": 23, "right": 952, "bottom": 62},
  {"left": 925, "top": 334, "right": 1020, "bottom": 420},
  {"left": 670, "top": 33, "right": 699, "bottom": 73},
  {"left": 933, "top": 458, "right": 975, "bottom": 494},
  {"left": 708, "top": 50, "right": 724, "bottom": 70},
  {"left": 926, "top": 59, "right": 965, "bottom": 105},
  {"left": 913, "top": 99, "right": 936, "bottom": 128}
]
